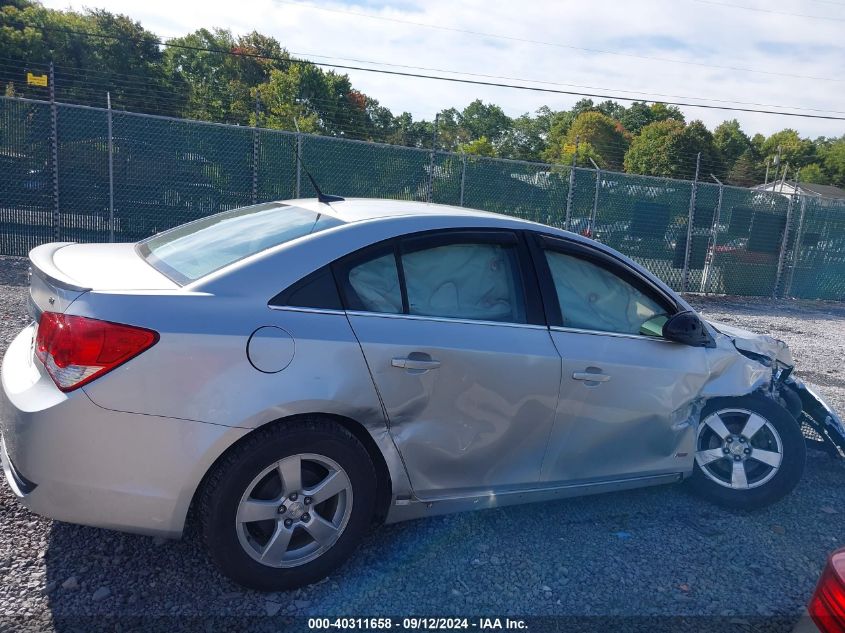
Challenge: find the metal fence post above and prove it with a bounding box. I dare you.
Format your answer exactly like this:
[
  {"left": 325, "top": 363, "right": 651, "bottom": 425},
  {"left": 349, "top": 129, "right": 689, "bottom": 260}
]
[
  {"left": 681, "top": 153, "right": 701, "bottom": 293},
  {"left": 48, "top": 62, "right": 60, "bottom": 241},
  {"left": 427, "top": 113, "right": 438, "bottom": 204},
  {"left": 701, "top": 174, "right": 723, "bottom": 294},
  {"left": 564, "top": 135, "right": 579, "bottom": 230},
  {"left": 106, "top": 92, "right": 115, "bottom": 242},
  {"left": 252, "top": 95, "right": 260, "bottom": 205},
  {"left": 784, "top": 194, "right": 807, "bottom": 298},
  {"left": 295, "top": 133, "right": 302, "bottom": 199},
  {"left": 459, "top": 153, "right": 466, "bottom": 207},
  {"left": 773, "top": 193, "right": 795, "bottom": 298},
  {"left": 588, "top": 157, "right": 600, "bottom": 237}
]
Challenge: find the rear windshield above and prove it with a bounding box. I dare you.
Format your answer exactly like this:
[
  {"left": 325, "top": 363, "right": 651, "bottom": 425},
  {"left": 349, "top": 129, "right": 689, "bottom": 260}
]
[{"left": 137, "top": 203, "right": 344, "bottom": 284}]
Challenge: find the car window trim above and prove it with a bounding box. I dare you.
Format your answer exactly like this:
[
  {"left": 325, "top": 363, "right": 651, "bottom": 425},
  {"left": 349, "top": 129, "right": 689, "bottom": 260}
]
[
  {"left": 345, "top": 310, "right": 550, "bottom": 331},
  {"left": 550, "top": 325, "right": 675, "bottom": 343},
  {"left": 528, "top": 232, "right": 680, "bottom": 330}
]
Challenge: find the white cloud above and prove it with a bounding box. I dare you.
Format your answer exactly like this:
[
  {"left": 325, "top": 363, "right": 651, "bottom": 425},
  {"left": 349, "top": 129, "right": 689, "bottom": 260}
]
[{"left": 40, "top": 0, "right": 845, "bottom": 138}]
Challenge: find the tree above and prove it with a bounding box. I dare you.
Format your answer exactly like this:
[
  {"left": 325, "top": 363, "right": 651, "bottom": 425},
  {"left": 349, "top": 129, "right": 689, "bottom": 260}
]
[
  {"left": 543, "top": 111, "right": 628, "bottom": 169},
  {"left": 798, "top": 163, "right": 828, "bottom": 184},
  {"left": 760, "top": 129, "right": 815, "bottom": 171},
  {"left": 459, "top": 136, "right": 496, "bottom": 157},
  {"left": 620, "top": 102, "right": 655, "bottom": 135},
  {"left": 164, "top": 28, "right": 288, "bottom": 124},
  {"left": 676, "top": 120, "right": 723, "bottom": 178},
  {"left": 1, "top": 2, "right": 176, "bottom": 113},
  {"left": 819, "top": 136, "right": 845, "bottom": 188},
  {"left": 650, "top": 103, "right": 685, "bottom": 123},
  {"left": 713, "top": 119, "right": 751, "bottom": 172},
  {"left": 727, "top": 149, "right": 762, "bottom": 187},
  {"left": 459, "top": 100, "right": 511, "bottom": 147}
]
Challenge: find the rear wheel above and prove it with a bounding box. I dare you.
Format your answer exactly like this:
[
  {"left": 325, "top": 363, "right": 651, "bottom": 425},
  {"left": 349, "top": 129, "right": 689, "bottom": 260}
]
[
  {"left": 200, "top": 418, "right": 376, "bottom": 590},
  {"left": 689, "top": 395, "right": 805, "bottom": 509}
]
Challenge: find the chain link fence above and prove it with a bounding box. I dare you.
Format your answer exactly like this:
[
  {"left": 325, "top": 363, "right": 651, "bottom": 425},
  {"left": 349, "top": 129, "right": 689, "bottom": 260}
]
[{"left": 2, "top": 95, "right": 845, "bottom": 301}]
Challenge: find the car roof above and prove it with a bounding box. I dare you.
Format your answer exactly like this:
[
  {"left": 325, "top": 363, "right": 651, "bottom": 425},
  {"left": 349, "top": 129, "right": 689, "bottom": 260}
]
[{"left": 284, "top": 197, "right": 513, "bottom": 224}]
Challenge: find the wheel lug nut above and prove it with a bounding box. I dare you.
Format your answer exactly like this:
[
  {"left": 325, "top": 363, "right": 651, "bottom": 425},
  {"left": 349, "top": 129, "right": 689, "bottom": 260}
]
[
  {"left": 284, "top": 519, "right": 293, "bottom": 528},
  {"left": 744, "top": 448, "right": 751, "bottom": 454},
  {"left": 739, "top": 438, "right": 745, "bottom": 443},
  {"left": 277, "top": 505, "right": 287, "bottom": 515},
  {"left": 723, "top": 447, "right": 730, "bottom": 454},
  {"left": 727, "top": 437, "right": 733, "bottom": 443},
  {"left": 289, "top": 493, "right": 298, "bottom": 501},
  {"left": 301, "top": 513, "right": 311, "bottom": 522},
  {"left": 304, "top": 496, "right": 312, "bottom": 505},
  {"left": 734, "top": 456, "right": 741, "bottom": 461}
]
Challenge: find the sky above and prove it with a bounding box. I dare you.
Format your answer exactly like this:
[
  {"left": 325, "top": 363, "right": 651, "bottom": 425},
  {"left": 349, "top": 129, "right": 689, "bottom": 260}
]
[{"left": 41, "top": 0, "right": 845, "bottom": 139}]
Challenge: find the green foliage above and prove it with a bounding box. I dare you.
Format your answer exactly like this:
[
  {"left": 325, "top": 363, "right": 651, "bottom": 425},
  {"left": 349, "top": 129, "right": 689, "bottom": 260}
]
[
  {"left": 819, "top": 137, "right": 845, "bottom": 187},
  {"left": 798, "top": 163, "right": 828, "bottom": 184},
  {"left": 713, "top": 119, "right": 752, "bottom": 170},
  {"left": 727, "top": 149, "right": 762, "bottom": 187},
  {"left": 459, "top": 136, "right": 496, "bottom": 157},
  {"left": 543, "top": 111, "right": 628, "bottom": 169},
  {"left": 760, "top": 129, "right": 816, "bottom": 169},
  {"left": 623, "top": 119, "right": 685, "bottom": 177}
]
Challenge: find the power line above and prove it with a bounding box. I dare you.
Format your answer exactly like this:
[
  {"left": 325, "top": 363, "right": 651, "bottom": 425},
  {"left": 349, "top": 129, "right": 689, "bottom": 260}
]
[
  {"left": 288, "top": 50, "right": 845, "bottom": 116},
  {"left": 272, "top": 0, "right": 844, "bottom": 83},
  {"left": 692, "top": 0, "right": 845, "bottom": 21},
  {"left": 9, "top": 22, "right": 845, "bottom": 122}
]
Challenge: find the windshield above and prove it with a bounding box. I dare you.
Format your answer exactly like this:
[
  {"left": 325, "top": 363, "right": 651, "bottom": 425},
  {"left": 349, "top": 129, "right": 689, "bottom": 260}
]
[{"left": 137, "top": 203, "right": 344, "bottom": 284}]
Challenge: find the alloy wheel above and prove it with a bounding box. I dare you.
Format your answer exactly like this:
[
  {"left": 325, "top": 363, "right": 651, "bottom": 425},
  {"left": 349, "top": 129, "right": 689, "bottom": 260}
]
[
  {"left": 235, "top": 453, "right": 353, "bottom": 568},
  {"left": 695, "top": 408, "right": 784, "bottom": 490}
]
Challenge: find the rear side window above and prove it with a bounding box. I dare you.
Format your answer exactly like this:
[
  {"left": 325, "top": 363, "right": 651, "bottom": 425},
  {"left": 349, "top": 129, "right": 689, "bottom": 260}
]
[
  {"left": 333, "top": 231, "right": 528, "bottom": 324},
  {"left": 401, "top": 240, "right": 526, "bottom": 323},
  {"left": 138, "top": 203, "right": 344, "bottom": 284},
  {"left": 271, "top": 266, "right": 342, "bottom": 310},
  {"left": 334, "top": 243, "right": 403, "bottom": 314}
]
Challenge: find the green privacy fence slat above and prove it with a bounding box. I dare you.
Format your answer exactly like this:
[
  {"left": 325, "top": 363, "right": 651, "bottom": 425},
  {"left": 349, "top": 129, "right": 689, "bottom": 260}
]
[{"left": 2, "top": 95, "right": 845, "bottom": 301}]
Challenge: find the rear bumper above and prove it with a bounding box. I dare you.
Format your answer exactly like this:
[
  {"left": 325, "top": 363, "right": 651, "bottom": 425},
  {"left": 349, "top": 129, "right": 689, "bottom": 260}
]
[{"left": 1, "top": 324, "right": 248, "bottom": 538}]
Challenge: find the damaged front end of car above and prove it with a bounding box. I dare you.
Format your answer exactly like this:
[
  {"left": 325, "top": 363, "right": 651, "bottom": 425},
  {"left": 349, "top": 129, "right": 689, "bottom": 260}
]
[{"left": 708, "top": 320, "right": 845, "bottom": 458}]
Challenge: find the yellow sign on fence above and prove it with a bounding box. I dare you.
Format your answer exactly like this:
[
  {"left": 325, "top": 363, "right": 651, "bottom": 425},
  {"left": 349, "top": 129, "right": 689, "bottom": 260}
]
[{"left": 26, "top": 72, "right": 48, "bottom": 87}]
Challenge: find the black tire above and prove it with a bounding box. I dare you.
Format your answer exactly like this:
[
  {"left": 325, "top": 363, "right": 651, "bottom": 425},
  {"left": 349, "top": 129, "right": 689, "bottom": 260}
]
[
  {"left": 200, "top": 417, "right": 377, "bottom": 591},
  {"left": 688, "top": 394, "right": 805, "bottom": 510}
]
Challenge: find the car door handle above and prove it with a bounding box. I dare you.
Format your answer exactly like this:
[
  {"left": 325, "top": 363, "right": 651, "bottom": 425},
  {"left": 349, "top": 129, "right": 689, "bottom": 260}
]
[
  {"left": 572, "top": 371, "right": 610, "bottom": 382},
  {"left": 392, "top": 357, "right": 441, "bottom": 370}
]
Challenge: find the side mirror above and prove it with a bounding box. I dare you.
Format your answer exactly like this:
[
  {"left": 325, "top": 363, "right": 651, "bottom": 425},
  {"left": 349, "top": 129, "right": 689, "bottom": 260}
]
[{"left": 662, "top": 311, "right": 716, "bottom": 348}]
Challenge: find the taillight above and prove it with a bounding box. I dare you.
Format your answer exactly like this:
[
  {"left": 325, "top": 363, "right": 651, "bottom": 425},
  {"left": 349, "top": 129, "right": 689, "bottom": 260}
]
[
  {"left": 809, "top": 549, "right": 845, "bottom": 633},
  {"left": 35, "top": 312, "right": 158, "bottom": 392}
]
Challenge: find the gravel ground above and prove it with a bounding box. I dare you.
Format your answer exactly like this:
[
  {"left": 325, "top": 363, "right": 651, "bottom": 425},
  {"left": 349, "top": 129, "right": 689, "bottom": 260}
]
[{"left": 1, "top": 254, "right": 845, "bottom": 632}]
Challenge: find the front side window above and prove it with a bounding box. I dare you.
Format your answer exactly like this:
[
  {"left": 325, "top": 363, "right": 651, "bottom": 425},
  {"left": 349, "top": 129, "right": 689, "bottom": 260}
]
[
  {"left": 138, "top": 203, "right": 344, "bottom": 284},
  {"left": 544, "top": 249, "right": 668, "bottom": 335},
  {"left": 401, "top": 240, "right": 526, "bottom": 323}
]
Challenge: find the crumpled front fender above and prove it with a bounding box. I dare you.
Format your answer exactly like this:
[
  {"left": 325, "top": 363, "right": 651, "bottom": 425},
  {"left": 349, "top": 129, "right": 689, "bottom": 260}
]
[{"left": 784, "top": 377, "right": 845, "bottom": 457}]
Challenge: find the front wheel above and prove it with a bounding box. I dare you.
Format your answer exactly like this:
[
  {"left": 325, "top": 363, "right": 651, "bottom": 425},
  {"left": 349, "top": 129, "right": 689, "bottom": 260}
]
[
  {"left": 200, "top": 418, "right": 377, "bottom": 590},
  {"left": 689, "top": 394, "right": 805, "bottom": 509}
]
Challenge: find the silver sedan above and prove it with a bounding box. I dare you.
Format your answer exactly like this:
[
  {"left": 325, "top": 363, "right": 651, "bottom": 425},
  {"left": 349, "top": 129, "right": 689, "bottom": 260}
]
[{"left": 2, "top": 198, "right": 843, "bottom": 590}]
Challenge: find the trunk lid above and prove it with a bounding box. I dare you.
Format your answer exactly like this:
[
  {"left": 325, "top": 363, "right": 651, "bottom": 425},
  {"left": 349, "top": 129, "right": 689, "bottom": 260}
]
[{"left": 28, "top": 242, "right": 179, "bottom": 318}]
